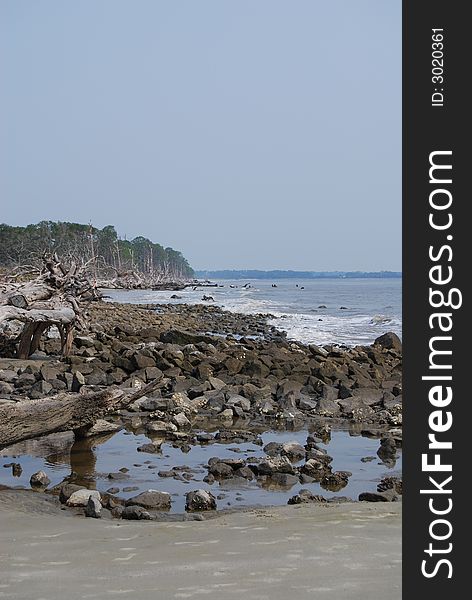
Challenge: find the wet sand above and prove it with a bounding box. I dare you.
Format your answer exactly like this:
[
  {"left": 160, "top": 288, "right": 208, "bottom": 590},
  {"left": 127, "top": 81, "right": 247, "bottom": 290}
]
[{"left": 0, "top": 491, "right": 401, "bottom": 600}]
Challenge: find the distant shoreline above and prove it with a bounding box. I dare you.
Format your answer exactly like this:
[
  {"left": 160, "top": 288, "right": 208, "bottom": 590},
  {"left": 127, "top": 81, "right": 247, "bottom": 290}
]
[{"left": 195, "top": 270, "right": 402, "bottom": 280}]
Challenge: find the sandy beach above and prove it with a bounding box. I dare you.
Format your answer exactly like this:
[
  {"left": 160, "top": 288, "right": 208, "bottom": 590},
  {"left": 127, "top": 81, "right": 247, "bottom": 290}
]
[{"left": 0, "top": 490, "right": 401, "bottom": 600}]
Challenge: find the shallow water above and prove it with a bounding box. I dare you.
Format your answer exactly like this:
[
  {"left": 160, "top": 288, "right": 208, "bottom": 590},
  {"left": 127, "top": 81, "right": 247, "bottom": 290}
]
[
  {"left": 1, "top": 427, "right": 401, "bottom": 512},
  {"left": 104, "top": 278, "right": 402, "bottom": 346}
]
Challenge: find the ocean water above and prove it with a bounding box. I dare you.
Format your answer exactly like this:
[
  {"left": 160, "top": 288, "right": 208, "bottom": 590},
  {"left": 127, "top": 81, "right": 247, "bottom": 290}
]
[{"left": 104, "top": 278, "right": 401, "bottom": 346}]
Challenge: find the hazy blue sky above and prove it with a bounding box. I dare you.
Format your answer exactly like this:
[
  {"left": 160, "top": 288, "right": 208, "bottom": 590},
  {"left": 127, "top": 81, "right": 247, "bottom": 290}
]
[{"left": 1, "top": 0, "right": 401, "bottom": 271}]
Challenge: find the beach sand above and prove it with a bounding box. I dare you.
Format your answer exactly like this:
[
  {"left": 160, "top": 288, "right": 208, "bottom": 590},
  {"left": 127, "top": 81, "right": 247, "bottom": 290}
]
[{"left": 0, "top": 490, "right": 401, "bottom": 600}]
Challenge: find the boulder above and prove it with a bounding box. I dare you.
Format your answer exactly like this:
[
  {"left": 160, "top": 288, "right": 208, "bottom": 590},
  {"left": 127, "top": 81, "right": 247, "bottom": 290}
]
[
  {"left": 257, "top": 456, "right": 297, "bottom": 476},
  {"left": 185, "top": 489, "right": 217, "bottom": 511},
  {"left": 125, "top": 490, "right": 171, "bottom": 510},
  {"left": 374, "top": 332, "right": 402, "bottom": 352},
  {"left": 67, "top": 489, "right": 101, "bottom": 507},
  {"left": 281, "top": 441, "right": 305, "bottom": 462}
]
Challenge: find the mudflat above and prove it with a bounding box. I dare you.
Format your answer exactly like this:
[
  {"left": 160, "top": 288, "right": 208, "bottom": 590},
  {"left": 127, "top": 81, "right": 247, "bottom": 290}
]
[{"left": 0, "top": 492, "right": 401, "bottom": 600}]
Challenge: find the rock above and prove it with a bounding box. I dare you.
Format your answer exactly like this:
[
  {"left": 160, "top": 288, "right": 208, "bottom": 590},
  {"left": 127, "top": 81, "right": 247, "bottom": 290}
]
[
  {"left": 107, "top": 472, "right": 129, "bottom": 480},
  {"left": 84, "top": 495, "right": 102, "bottom": 518},
  {"left": 122, "top": 505, "right": 153, "bottom": 520},
  {"left": 0, "top": 369, "right": 17, "bottom": 383},
  {"left": 359, "top": 489, "right": 398, "bottom": 502},
  {"left": 316, "top": 398, "right": 340, "bottom": 416},
  {"left": 30, "top": 470, "right": 51, "bottom": 488},
  {"left": 351, "top": 388, "right": 384, "bottom": 406},
  {"left": 377, "top": 437, "right": 397, "bottom": 462},
  {"left": 267, "top": 473, "right": 299, "bottom": 488},
  {"left": 374, "top": 332, "right": 402, "bottom": 352},
  {"left": 208, "top": 461, "right": 234, "bottom": 479},
  {"left": 85, "top": 368, "right": 108, "bottom": 386},
  {"left": 263, "top": 441, "right": 283, "bottom": 456},
  {"left": 137, "top": 442, "right": 162, "bottom": 454},
  {"left": 185, "top": 489, "right": 217, "bottom": 511},
  {"left": 72, "top": 371, "right": 85, "bottom": 392},
  {"left": 219, "top": 408, "right": 234, "bottom": 419},
  {"left": 81, "top": 419, "right": 122, "bottom": 437},
  {"left": 160, "top": 329, "right": 213, "bottom": 346},
  {"left": 377, "top": 476, "right": 403, "bottom": 495},
  {"left": 281, "top": 442, "right": 305, "bottom": 461},
  {"left": 257, "top": 456, "right": 297, "bottom": 476},
  {"left": 29, "top": 380, "right": 53, "bottom": 398},
  {"left": 234, "top": 466, "right": 255, "bottom": 480},
  {"left": 209, "top": 376, "right": 226, "bottom": 390},
  {"left": 12, "top": 463, "right": 22, "bottom": 477},
  {"left": 125, "top": 490, "right": 171, "bottom": 510},
  {"left": 106, "top": 487, "right": 120, "bottom": 494},
  {"left": 58, "top": 483, "right": 84, "bottom": 504},
  {"left": 172, "top": 412, "right": 191, "bottom": 429},
  {"left": 67, "top": 489, "right": 101, "bottom": 507},
  {"left": 321, "top": 471, "right": 351, "bottom": 492},
  {"left": 298, "top": 396, "right": 318, "bottom": 411},
  {"left": 288, "top": 489, "right": 326, "bottom": 504},
  {"left": 300, "top": 459, "right": 328, "bottom": 480},
  {"left": 226, "top": 395, "right": 251, "bottom": 412}
]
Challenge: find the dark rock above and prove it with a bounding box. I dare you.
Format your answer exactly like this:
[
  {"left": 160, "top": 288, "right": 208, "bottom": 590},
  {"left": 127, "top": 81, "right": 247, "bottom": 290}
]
[
  {"left": 321, "top": 471, "right": 351, "bottom": 492},
  {"left": 377, "top": 476, "right": 403, "bottom": 495},
  {"left": 84, "top": 495, "right": 102, "bottom": 518},
  {"left": 30, "top": 470, "right": 51, "bottom": 488},
  {"left": 122, "top": 505, "right": 153, "bottom": 520},
  {"left": 288, "top": 489, "right": 326, "bottom": 504},
  {"left": 374, "top": 332, "right": 402, "bottom": 352},
  {"left": 377, "top": 437, "right": 397, "bottom": 462},
  {"left": 185, "top": 489, "right": 217, "bottom": 511},
  {"left": 125, "top": 490, "right": 171, "bottom": 510},
  {"left": 359, "top": 489, "right": 398, "bottom": 502},
  {"left": 137, "top": 442, "right": 162, "bottom": 454}
]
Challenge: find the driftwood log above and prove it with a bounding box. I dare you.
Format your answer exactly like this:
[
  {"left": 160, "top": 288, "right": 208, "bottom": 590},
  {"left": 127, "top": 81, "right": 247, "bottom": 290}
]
[
  {"left": 0, "top": 377, "right": 161, "bottom": 449},
  {"left": 0, "top": 255, "right": 99, "bottom": 358}
]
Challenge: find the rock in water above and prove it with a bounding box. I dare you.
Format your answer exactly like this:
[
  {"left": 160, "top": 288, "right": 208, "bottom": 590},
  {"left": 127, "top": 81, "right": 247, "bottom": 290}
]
[
  {"left": 125, "top": 490, "right": 171, "bottom": 510},
  {"left": 185, "top": 489, "right": 217, "bottom": 511},
  {"left": 30, "top": 470, "right": 51, "bottom": 488},
  {"left": 84, "top": 495, "right": 102, "bottom": 518}
]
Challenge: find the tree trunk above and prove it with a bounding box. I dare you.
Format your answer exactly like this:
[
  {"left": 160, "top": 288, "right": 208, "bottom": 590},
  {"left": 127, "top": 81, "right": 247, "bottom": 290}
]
[{"left": 0, "top": 377, "right": 162, "bottom": 449}]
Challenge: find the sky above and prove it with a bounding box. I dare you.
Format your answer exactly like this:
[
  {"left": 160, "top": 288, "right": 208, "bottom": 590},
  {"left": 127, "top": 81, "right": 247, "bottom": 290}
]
[{"left": 0, "top": 0, "right": 401, "bottom": 271}]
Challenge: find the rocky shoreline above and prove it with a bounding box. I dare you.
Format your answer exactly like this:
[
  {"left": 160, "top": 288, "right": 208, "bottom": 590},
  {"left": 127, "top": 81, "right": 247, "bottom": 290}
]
[{"left": 0, "top": 300, "right": 402, "bottom": 519}]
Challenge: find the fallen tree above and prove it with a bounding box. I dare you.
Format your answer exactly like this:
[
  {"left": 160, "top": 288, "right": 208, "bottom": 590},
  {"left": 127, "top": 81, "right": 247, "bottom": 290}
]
[
  {"left": 0, "top": 377, "right": 161, "bottom": 449},
  {"left": 0, "top": 255, "right": 99, "bottom": 358}
]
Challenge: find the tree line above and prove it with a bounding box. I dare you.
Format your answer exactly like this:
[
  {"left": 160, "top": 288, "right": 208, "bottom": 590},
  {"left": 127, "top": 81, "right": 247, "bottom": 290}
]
[{"left": 0, "top": 222, "right": 194, "bottom": 281}]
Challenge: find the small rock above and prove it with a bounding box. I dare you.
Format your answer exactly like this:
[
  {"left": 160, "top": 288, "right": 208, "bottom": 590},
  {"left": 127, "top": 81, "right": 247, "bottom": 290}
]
[
  {"left": 84, "top": 495, "right": 102, "bottom": 518},
  {"left": 30, "top": 470, "right": 51, "bottom": 488}
]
